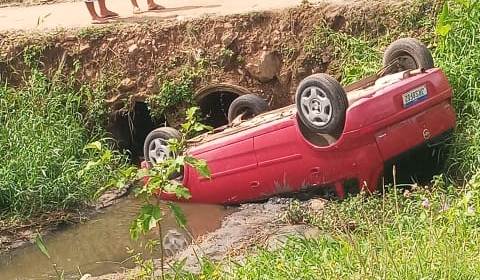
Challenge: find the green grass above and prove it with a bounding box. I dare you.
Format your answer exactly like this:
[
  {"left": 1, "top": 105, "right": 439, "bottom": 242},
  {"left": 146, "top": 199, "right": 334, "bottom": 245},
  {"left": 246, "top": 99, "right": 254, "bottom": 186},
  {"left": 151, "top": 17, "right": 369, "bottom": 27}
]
[
  {"left": 170, "top": 176, "right": 480, "bottom": 279},
  {"left": 0, "top": 65, "right": 125, "bottom": 218},
  {"left": 207, "top": 173, "right": 480, "bottom": 279},
  {"left": 434, "top": 1, "right": 480, "bottom": 178}
]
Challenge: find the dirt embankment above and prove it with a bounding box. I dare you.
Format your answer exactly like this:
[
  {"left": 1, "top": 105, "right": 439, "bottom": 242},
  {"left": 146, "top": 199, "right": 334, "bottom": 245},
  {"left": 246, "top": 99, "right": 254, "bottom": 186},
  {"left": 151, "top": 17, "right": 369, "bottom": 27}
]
[{"left": 0, "top": 1, "right": 437, "bottom": 123}]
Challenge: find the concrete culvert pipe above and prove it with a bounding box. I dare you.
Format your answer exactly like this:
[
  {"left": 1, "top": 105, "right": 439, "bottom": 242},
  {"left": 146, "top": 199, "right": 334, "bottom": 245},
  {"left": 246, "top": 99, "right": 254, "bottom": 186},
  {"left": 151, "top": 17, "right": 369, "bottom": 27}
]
[
  {"left": 195, "top": 84, "right": 253, "bottom": 128},
  {"left": 108, "top": 101, "right": 156, "bottom": 163}
]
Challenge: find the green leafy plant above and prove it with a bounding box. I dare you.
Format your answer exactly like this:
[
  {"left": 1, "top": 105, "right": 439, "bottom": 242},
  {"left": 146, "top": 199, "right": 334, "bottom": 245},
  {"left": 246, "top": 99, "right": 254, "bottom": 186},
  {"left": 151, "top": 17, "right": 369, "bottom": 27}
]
[
  {"left": 110, "top": 107, "right": 211, "bottom": 279},
  {"left": 148, "top": 67, "right": 206, "bottom": 121}
]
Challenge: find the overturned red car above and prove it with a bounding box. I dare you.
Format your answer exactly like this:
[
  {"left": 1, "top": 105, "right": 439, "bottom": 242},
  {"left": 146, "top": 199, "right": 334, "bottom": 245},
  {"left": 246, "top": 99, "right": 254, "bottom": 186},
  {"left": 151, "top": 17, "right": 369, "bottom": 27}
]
[{"left": 143, "top": 38, "right": 456, "bottom": 204}]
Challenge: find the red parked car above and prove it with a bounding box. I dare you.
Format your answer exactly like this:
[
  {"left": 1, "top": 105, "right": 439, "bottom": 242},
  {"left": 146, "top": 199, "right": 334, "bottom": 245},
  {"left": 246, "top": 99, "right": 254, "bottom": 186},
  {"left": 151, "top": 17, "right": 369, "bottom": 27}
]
[{"left": 143, "top": 38, "right": 456, "bottom": 204}]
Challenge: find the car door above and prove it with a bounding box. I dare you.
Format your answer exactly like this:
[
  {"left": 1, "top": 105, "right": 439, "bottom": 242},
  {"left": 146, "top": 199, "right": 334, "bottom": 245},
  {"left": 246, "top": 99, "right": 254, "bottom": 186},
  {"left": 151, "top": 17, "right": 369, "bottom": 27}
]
[
  {"left": 253, "top": 124, "right": 306, "bottom": 196},
  {"left": 188, "top": 137, "right": 260, "bottom": 203}
]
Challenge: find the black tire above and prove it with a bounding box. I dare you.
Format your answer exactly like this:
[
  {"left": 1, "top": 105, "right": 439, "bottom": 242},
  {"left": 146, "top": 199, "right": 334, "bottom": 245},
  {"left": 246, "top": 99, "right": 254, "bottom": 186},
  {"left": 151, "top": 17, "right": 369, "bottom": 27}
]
[
  {"left": 295, "top": 73, "right": 348, "bottom": 135},
  {"left": 227, "top": 94, "right": 268, "bottom": 123},
  {"left": 383, "top": 38, "right": 434, "bottom": 74},
  {"left": 143, "top": 127, "right": 182, "bottom": 164}
]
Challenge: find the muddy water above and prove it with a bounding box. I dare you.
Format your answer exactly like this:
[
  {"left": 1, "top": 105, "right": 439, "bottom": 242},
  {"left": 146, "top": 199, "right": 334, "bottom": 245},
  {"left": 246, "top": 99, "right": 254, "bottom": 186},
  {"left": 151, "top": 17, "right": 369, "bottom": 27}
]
[{"left": 0, "top": 197, "right": 232, "bottom": 279}]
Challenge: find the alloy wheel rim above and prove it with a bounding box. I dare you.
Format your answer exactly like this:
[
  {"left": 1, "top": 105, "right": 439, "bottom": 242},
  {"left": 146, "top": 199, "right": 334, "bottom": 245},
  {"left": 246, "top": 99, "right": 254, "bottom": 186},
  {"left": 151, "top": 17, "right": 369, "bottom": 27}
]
[
  {"left": 148, "top": 138, "right": 170, "bottom": 164},
  {"left": 300, "top": 86, "right": 333, "bottom": 127}
]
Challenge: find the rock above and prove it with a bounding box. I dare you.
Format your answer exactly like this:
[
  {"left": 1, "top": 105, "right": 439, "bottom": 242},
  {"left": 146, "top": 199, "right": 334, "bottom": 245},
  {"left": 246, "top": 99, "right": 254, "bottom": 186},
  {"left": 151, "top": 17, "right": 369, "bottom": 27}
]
[
  {"left": 106, "top": 93, "right": 127, "bottom": 106},
  {"left": 303, "top": 227, "right": 321, "bottom": 239},
  {"left": 79, "top": 43, "right": 90, "bottom": 53},
  {"left": 294, "top": 66, "right": 307, "bottom": 79},
  {"left": 246, "top": 50, "right": 282, "bottom": 83},
  {"left": 265, "top": 225, "right": 310, "bottom": 251},
  {"left": 194, "top": 48, "right": 205, "bottom": 61},
  {"left": 163, "top": 230, "right": 189, "bottom": 256},
  {"left": 128, "top": 44, "right": 138, "bottom": 54},
  {"left": 64, "top": 35, "right": 76, "bottom": 42},
  {"left": 312, "top": 66, "right": 323, "bottom": 74},
  {"left": 162, "top": 202, "right": 287, "bottom": 274},
  {"left": 221, "top": 31, "right": 238, "bottom": 47},
  {"left": 308, "top": 198, "right": 327, "bottom": 213},
  {"left": 80, "top": 274, "right": 92, "bottom": 280},
  {"left": 118, "top": 78, "right": 135, "bottom": 92},
  {"left": 278, "top": 69, "right": 293, "bottom": 87},
  {"left": 95, "top": 184, "right": 131, "bottom": 210},
  {"left": 133, "top": 92, "right": 149, "bottom": 102}
]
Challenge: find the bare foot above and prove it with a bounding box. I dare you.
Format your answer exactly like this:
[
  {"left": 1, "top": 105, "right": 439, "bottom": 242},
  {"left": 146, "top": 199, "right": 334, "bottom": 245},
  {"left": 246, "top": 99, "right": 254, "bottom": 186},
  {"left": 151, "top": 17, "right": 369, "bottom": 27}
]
[
  {"left": 133, "top": 6, "right": 142, "bottom": 14},
  {"left": 91, "top": 17, "right": 109, "bottom": 24},
  {"left": 148, "top": 4, "right": 165, "bottom": 11},
  {"left": 100, "top": 10, "right": 119, "bottom": 18}
]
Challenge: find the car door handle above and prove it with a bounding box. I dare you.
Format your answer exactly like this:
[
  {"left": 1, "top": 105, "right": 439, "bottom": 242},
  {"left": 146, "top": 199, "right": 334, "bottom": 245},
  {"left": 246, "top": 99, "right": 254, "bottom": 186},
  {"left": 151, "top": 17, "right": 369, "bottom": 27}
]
[
  {"left": 250, "top": 181, "right": 260, "bottom": 188},
  {"left": 310, "top": 167, "right": 320, "bottom": 174}
]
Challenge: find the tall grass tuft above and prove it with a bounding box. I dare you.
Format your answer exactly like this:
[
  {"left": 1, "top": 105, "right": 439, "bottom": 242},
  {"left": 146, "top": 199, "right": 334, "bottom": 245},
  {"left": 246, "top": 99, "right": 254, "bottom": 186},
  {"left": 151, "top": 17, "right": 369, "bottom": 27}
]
[
  {"left": 0, "top": 65, "right": 125, "bottom": 218},
  {"left": 433, "top": 0, "right": 480, "bottom": 178}
]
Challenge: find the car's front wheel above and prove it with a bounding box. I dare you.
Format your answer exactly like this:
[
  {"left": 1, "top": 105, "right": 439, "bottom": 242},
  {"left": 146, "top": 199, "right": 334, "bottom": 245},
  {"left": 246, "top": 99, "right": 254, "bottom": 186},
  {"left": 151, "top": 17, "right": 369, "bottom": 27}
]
[
  {"left": 295, "top": 73, "right": 348, "bottom": 135},
  {"left": 143, "top": 127, "right": 182, "bottom": 165}
]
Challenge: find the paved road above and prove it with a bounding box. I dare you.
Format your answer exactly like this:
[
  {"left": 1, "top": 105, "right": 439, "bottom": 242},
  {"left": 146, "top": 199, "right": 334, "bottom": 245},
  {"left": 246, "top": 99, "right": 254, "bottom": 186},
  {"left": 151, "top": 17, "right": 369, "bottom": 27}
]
[{"left": 0, "top": 0, "right": 312, "bottom": 31}]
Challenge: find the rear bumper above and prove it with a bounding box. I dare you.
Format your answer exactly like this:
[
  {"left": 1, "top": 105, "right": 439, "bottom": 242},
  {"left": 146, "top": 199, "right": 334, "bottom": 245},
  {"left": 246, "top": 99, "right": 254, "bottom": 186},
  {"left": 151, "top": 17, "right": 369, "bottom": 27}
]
[
  {"left": 385, "top": 129, "right": 454, "bottom": 164},
  {"left": 375, "top": 101, "right": 456, "bottom": 161},
  {"left": 382, "top": 129, "right": 454, "bottom": 184}
]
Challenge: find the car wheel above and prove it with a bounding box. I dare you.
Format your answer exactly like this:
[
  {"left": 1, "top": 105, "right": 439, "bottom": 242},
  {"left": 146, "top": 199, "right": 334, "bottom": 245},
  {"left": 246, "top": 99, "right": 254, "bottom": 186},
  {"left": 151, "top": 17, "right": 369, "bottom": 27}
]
[
  {"left": 383, "top": 38, "right": 434, "bottom": 74},
  {"left": 295, "top": 73, "right": 348, "bottom": 135},
  {"left": 227, "top": 94, "right": 268, "bottom": 124},
  {"left": 144, "top": 127, "right": 182, "bottom": 165}
]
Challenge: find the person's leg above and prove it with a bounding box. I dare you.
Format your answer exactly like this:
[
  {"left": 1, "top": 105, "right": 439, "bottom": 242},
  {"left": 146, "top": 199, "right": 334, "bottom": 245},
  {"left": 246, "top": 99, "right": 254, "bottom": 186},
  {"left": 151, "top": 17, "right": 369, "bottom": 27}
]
[
  {"left": 84, "top": 1, "right": 107, "bottom": 24},
  {"left": 130, "top": 0, "right": 141, "bottom": 14},
  {"left": 98, "top": 0, "right": 118, "bottom": 18},
  {"left": 146, "top": 0, "right": 165, "bottom": 11}
]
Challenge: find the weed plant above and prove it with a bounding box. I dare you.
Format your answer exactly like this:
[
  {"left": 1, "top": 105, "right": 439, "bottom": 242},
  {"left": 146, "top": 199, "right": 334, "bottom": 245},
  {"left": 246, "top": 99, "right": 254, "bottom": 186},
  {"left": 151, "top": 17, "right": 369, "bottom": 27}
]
[{"left": 148, "top": 65, "right": 205, "bottom": 121}]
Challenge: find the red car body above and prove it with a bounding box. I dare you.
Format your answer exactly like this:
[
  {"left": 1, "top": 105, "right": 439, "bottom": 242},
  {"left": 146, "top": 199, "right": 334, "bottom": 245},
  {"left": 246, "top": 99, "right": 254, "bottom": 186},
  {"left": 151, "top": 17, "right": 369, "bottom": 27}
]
[{"left": 155, "top": 68, "right": 455, "bottom": 204}]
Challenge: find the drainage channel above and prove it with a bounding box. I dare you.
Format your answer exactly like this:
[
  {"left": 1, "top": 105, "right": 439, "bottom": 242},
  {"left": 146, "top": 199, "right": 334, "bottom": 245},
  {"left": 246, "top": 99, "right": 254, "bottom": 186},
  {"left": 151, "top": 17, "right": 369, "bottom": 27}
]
[
  {"left": 0, "top": 84, "right": 252, "bottom": 279},
  {"left": 0, "top": 198, "right": 232, "bottom": 279}
]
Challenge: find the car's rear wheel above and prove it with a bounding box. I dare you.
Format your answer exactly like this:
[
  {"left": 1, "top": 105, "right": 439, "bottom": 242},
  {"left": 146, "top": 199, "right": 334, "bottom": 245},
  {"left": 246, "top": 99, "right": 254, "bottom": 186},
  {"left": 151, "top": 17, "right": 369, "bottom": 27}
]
[
  {"left": 295, "top": 73, "right": 348, "bottom": 135},
  {"left": 383, "top": 38, "right": 434, "bottom": 74},
  {"left": 227, "top": 94, "right": 268, "bottom": 124},
  {"left": 144, "top": 127, "right": 182, "bottom": 165}
]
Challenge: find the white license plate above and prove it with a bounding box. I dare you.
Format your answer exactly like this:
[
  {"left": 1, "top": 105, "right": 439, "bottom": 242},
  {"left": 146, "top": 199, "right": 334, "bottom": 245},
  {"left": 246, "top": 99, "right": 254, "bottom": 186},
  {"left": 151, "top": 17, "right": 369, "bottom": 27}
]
[{"left": 402, "top": 86, "right": 428, "bottom": 108}]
